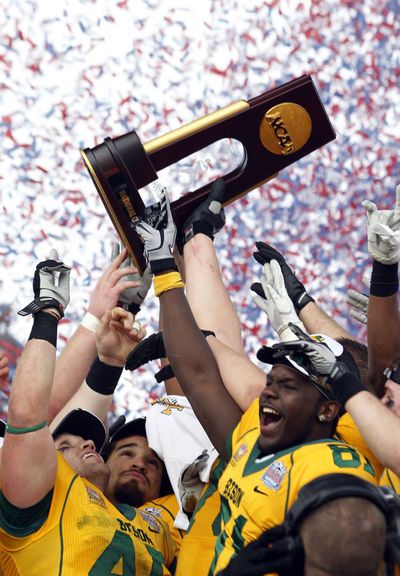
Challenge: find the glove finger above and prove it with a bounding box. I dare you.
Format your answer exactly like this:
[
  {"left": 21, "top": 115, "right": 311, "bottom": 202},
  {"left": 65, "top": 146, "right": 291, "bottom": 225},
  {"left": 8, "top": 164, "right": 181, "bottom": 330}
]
[
  {"left": 361, "top": 199, "right": 377, "bottom": 214},
  {"left": 250, "top": 282, "right": 266, "bottom": 299},
  {"left": 255, "top": 241, "right": 282, "bottom": 260},
  {"left": 261, "top": 263, "right": 272, "bottom": 296},
  {"left": 346, "top": 289, "right": 368, "bottom": 308},
  {"left": 349, "top": 309, "right": 368, "bottom": 324},
  {"left": 253, "top": 251, "right": 269, "bottom": 265},
  {"left": 111, "top": 242, "right": 120, "bottom": 260},
  {"left": 269, "top": 259, "right": 286, "bottom": 292},
  {"left": 251, "top": 292, "right": 270, "bottom": 314},
  {"left": 48, "top": 248, "right": 59, "bottom": 261},
  {"left": 209, "top": 178, "right": 225, "bottom": 204}
]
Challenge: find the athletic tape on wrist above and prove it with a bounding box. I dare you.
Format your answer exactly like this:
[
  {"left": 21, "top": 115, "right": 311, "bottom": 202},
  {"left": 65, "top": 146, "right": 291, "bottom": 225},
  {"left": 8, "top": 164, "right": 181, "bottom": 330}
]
[
  {"left": 6, "top": 420, "right": 48, "bottom": 434},
  {"left": 81, "top": 312, "right": 101, "bottom": 333},
  {"left": 154, "top": 271, "right": 184, "bottom": 297}
]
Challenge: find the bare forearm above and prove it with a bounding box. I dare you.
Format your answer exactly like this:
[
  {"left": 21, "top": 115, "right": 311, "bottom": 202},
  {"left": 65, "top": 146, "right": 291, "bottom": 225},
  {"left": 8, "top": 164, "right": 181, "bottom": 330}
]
[
  {"left": 207, "top": 337, "right": 265, "bottom": 410},
  {"left": 9, "top": 339, "right": 56, "bottom": 425},
  {"left": 160, "top": 288, "right": 242, "bottom": 456},
  {"left": 49, "top": 325, "right": 97, "bottom": 421},
  {"left": 367, "top": 293, "right": 400, "bottom": 396},
  {"left": 299, "top": 302, "right": 352, "bottom": 340},
  {"left": 184, "top": 235, "right": 244, "bottom": 353},
  {"left": 346, "top": 391, "right": 400, "bottom": 474}
]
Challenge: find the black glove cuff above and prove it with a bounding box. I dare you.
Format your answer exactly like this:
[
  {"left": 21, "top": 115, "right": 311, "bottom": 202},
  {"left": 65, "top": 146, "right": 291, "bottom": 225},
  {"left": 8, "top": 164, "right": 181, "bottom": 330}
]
[
  {"left": 150, "top": 258, "right": 178, "bottom": 275},
  {"left": 28, "top": 311, "right": 59, "bottom": 347},
  {"left": 329, "top": 371, "right": 365, "bottom": 406},
  {"left": 295, "top": 291, "right": 315, "bottom": 313},
  {"left": 18, "top": 297, "right": 65, "bottom": 318},
  {"left": 86, "top": 357, "right": 123, "bottom": 395},
  {"left": 370, "top": 261, "right": 399, "bottom": 297},
  {"left": 183, "top": 221, "right": 214, "bottom": 245}
]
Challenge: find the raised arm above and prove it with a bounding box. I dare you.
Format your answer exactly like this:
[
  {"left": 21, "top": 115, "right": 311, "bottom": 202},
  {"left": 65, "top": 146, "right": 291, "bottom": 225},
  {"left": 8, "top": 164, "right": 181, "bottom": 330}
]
[
  {"left": 362, "top": 186, "right": 400, "bottom": 396},
  {"left": 1, "top": 252, "right": 70, "bottom": 507},
  {"left": 134, "top": 191, "right": 243, "bottom": 458},
  {"left": 181, "top": 180, "right": 244, "bottom": 354},
  {"left": 48, "top": 246, "right": 151, "bottom": 421},
  {"left": 253, "top": 242, "right": 352, "bottom": 340},
  {"left": 50, "top": 307, "right": 146, "bottom": 430}
]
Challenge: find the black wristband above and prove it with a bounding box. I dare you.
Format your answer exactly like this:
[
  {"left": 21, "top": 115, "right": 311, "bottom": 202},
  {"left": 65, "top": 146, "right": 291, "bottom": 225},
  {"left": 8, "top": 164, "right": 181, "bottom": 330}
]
[
  {"left": 150, "top": 258, "right": 178, "bottom": 275},
  {"left": 28, "top": 311, "right": 59, "bottom": 347},
  {"left": 329, "top": 371, "right": 365, "bottom": 406},
  {"left": 370, "top": 261, "right": 399, "bottom": 297},
  {"left": 86, "top": 357, "right": 123, "bottom": 396}
]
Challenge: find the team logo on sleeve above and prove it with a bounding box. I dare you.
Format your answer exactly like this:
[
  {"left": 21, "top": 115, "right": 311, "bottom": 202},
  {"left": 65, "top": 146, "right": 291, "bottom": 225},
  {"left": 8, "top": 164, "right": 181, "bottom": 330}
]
[
  {"left": 261, "top": 461, "right": 286, "bottom": 491},
  {"left": 86, "top": 486, "right": 106, "bottom": 508},
  {"left": 151, "top": 397, "right": 185, "bottom": 415},
  {"left": 231, "top": 443, "right": 248, "bottom": 466}
]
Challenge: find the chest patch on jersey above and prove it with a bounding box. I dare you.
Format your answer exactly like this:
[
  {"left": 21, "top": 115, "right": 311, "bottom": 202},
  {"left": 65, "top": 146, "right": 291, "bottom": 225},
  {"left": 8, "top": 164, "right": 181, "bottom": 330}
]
[
  {"left": 86, "top": 486, "right": 107, "bottom": 508},
  {"left": 138, "top": 510, "right": 161, "bottom": 533},
  {"left": 231, "top": 443, "right": 248, "bottom": 466},
  {"left": 261, "top": 461, "right": 286, "bottom": 491},
  {"left": 142, "top": 506, "right": 162, "bottom": 518}
]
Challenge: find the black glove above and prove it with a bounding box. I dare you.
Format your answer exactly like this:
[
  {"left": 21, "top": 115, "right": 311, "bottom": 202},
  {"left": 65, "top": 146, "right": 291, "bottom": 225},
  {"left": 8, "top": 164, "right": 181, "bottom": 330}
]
[
  {"left": 179, "top": 178, "right": 226, "bottom": 251},
  {"left": 217, "top": 525, "right": 304, "bottom": 576},
  {"left": 271, "top": 333, "right": 365, "bottom": 406},
  {"left": 253, "top": 242, "right": 314, "bottom": 313},
  {"left": 125, "top": 330, "right": 215, "bottom": 372},
  {"left": 125, "top": 332, "right": 166, "bottom": 371},
  {"left": 18, "top": 249, "right": 71, "bottom": 318}
]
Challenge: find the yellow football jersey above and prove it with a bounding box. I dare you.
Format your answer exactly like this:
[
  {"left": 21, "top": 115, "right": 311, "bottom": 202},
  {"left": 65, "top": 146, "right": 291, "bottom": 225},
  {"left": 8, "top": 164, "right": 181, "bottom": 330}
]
[
  {"left": 0, "top": 454, "right": 176, "bottom": 575},
  {"left": 175, "top": 459, "right": 226, "bottom": 576},
  {"left": 380, "top": 468, "right": 400, "bottom": 494},
  {"left": 210, "top": 404, "right": 379, "bottom": 574},
  {"left": 140, "top": 493, "right": 184, "bottom": 552}
]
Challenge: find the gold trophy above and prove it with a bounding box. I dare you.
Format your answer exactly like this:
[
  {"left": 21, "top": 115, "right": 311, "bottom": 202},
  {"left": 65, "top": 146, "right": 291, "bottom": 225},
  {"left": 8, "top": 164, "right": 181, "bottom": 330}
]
[{"left": 81, "top": 75, "right": 335, "bottom": 272}]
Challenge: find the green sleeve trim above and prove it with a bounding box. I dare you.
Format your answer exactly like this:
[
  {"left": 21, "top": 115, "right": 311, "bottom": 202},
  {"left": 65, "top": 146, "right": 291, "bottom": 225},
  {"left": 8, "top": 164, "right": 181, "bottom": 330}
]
[{"left": 0, "top": 489, "right": 53, "bottom": 537}]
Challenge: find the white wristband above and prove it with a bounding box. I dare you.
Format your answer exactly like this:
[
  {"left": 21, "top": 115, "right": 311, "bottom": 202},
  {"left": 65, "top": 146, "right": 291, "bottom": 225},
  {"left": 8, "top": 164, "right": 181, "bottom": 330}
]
[{"left": 80, "top": 312, "right": 100, "bottom": 333}]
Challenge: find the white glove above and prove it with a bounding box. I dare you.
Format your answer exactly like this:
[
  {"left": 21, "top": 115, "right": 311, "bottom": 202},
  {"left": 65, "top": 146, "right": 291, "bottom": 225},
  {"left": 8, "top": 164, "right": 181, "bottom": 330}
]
[
  {"left": 178, "top": 450, "right": 209, "bottom": 514},
  {"left": 251, "top": 260, "right": 307, "bottom": 342},
  {"left": 362, "top": 185, "right": 400, "bottom": 265},
  {"left": 111, "top": 243, "right": 153, "bottom": 313},
  {"left": 346, "top": 289, "right": 368, "bottom": 324}
]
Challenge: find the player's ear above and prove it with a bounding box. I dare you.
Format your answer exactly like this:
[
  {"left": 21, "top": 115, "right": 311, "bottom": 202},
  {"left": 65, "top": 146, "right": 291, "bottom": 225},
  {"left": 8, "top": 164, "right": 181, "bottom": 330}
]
[{"left": 317, "top": 401, "right": 340, "bottom": 423}]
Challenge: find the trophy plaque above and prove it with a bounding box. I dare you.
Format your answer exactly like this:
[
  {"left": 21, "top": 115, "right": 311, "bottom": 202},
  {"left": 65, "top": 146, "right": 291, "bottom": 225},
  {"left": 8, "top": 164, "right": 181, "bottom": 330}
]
[{"left": 81, "top": 75, "right": 335, "bottom": 272}]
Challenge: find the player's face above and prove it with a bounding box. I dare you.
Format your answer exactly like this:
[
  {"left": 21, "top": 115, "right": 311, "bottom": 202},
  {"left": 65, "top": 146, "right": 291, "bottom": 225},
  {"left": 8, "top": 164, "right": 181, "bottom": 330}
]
[
  {"left": 258, "top": 365, "right": 326, "bottom": 454},
  {"left": 381, "top": 379, "right": 400, "bottom": 416},
  {"left": 105, "top": 435, "right": 163, "bottom": 507},
  {"left": 54, "top": 433, "right": 110, "bottom": 485}
]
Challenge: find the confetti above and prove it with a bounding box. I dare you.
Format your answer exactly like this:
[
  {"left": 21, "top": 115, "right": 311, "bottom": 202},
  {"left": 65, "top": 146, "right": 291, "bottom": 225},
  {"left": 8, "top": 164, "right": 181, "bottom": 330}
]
[{"left": 0, "top": 0, "right": 398, "bottom": 420}]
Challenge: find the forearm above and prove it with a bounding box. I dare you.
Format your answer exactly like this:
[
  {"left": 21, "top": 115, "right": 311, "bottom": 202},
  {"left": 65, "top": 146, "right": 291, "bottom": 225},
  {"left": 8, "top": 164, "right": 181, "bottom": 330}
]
[
  {"left": 367, "top": 293, "right": 400, "bottom": 394},
  {"left": 49, "top": 383, "right": 112, "bottom": 431},
  {"left": 184, "top": 235, "right": 244, "bottom": 353},
  {"left": 3, "top": 320, "right": 58, "bottom": 507},
  {"left": 160, "top": 287, "right": 242, "bottom": 456},
  {"left": 207, "top": 337, "right": 265, "bottom": 411},
  {"left": 49, "top": 325, "right": 97, "bottom": 421},
  {"left": 346, "top": 391, "right": 400, "bottom": 474},
  {"left": 367, "top": 261, "right": 400, "bottom": 396},
  {"left": 299, "top": 302, "right": 352, "bottom": 340}
]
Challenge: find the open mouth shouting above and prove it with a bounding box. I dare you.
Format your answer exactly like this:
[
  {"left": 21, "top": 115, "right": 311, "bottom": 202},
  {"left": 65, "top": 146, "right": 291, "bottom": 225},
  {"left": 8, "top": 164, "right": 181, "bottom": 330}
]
[{"left": 260, "top": 404, "right": 284, "bottom": 435}]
